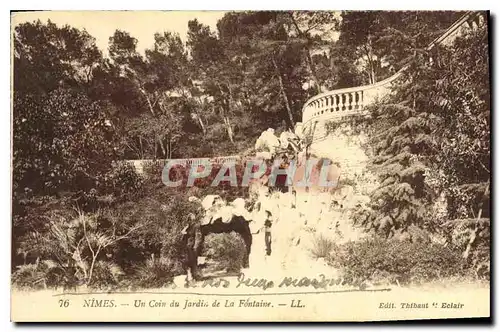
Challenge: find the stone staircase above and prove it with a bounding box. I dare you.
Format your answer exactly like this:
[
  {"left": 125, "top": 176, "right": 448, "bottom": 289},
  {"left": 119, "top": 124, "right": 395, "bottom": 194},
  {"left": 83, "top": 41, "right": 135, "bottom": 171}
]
[{"left": 297, "top": 11, "right": 485, "bottom": 146}]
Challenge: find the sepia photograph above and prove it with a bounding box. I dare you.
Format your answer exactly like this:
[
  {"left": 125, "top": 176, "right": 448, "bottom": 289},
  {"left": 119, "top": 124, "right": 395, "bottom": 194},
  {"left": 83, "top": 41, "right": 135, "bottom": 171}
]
[{"left": 9, "top": 9, "right": 490, "bottom": 322}]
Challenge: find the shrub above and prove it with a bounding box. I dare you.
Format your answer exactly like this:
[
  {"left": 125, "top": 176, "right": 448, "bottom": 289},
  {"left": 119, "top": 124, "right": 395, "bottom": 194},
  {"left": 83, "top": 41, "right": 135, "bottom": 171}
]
[
  {"left": 14, "top": 206, "right": 147, "bottom": 289},
  {"left": 134, "top": 256, "right": 182, "bottom": 289},
  {"left": 106, "top": 162, "right": 144, "bottom": 199},
  {"left": 142, "top": 160, "right": 166, "bottom": 182},
  {"left": 87, "top": 261, "right": 124, "bottom": 289},
  {"left": 11, "top": 260, "right": 67, "bottom": 290},
  {"left": 327, "top": 237, "right": 466, "bottom": 286},
  {"left": 310, "top": 234, "right": 336, "bottom": 259},
  {"left": 203, "top": 233, "right": 246, "bottom": 273}
]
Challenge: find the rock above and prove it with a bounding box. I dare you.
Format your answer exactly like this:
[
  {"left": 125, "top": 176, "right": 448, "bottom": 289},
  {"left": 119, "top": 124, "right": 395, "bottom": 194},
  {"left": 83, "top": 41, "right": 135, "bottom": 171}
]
[
  {"left": 188, "top": 196, "right": 199, "bottom": 203},
  {"left": 231, "top": 197, "right": 246, "bottom": 211},
  {"left": 201, "top": 195, "right": 222, "bottom": 211},
  {"left": 294, "top": 123, "right": 304, "bottom": 138},
  {"left": 230, "top": 198, "right": 251, "bottom": 220},
  {"left": 279, "top": 130, "right": 300, "bottom": 150},
  {"left": 255, "top": 151, "right": 273, "bottom": 160},
  {"left": 337, "top": 185, "right": 354, "bottom": 200},
  {"left": 255, "top": 128, "right": 280, "bottom": 154}
]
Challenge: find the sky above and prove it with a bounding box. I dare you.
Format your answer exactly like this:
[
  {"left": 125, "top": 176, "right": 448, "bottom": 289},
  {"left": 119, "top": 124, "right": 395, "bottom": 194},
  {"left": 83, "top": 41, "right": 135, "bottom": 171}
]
[{"left": 11, "top": 11, "right": 227, "bottom": 56}]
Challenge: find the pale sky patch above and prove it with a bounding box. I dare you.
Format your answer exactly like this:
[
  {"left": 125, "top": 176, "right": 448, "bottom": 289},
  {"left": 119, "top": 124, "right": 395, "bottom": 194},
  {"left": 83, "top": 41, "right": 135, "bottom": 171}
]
[{"left": 11, "top": 11, "right": 228, "bottom": 57}]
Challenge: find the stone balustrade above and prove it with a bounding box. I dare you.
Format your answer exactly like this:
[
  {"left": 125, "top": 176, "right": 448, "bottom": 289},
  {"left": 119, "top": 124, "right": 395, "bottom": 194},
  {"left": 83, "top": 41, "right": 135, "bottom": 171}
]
[
  {"left": 299, "top": 11, "right": 485, "bottom": 143},
  {"left": 302, "top": 71, "right": 403, "bottom": 126}
]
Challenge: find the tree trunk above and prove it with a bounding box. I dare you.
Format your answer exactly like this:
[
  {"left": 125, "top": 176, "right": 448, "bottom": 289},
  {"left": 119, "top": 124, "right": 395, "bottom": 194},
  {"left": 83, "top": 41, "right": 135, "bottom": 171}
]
[
  {"left": 168, "top": 139, "right": 172, "bottom": 159},
  {"left": 463, "top": 209, "right": 482, "bottom": 260},
  {"left": 304, "top": 47, "right": 321, "bottom": 93},
  {"left": 363, "top": 44, "right": 376, "bottom": 84},
  {"left": 370, "top": 64, "right": 376, "bottom": 85},
  {"left": 139, "top": 136, "right": 144, "bottom": 159},
  {"left": 225, "top": 84, "right": 236, "bottom": 144},
  {"left": 223, "top": 115, "right": 234, "bottom": 144},
  {"left": 154, "top": 140, "right": 157, "bottom": 160},
  {"left": 288, "top": 13, "right": 321, "bottom": 93},
  {"left": 139, "top": 87, "right": 155, "bottom": 116},
  {"left": 197, "top": 115, "right": 206, "bottom": 135},
  {"left": 215, "top": 82, "right": 235, "bottom": 144},
  {"left": 159, "top": 138, "right": 167, "bottom": 159},
  {"left": 272, "top": 57, "right": 295, "bottom": 128}
]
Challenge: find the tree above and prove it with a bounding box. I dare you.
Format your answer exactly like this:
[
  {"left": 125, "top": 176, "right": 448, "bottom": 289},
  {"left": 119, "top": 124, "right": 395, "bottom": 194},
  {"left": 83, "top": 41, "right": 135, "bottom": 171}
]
[
  {"left": 283, "top": 11, "right": 338, "bottom": 93},
  {"left": 357, "top": 14, "right": 489, "bottom": 272},
  {"left": 429, "top": 21, "right": 490, "bottom": 269},
  {"left": 107, "top": 30, "right": 189, "bottom": 159},
  {"left": 337, "top": 11, "right": 464, "bottom": 85},
  {"left": 13, "top": 21, "right": 115, "bottom": 197},
  {"left": 214, "top": 12, "right": 308, "bottom": 129},
  {"left": 187, "top": 17, "right": 244, "bottom": 144},
  {"left": 13, "top": 20, "right": 103, "bottom": 94}
]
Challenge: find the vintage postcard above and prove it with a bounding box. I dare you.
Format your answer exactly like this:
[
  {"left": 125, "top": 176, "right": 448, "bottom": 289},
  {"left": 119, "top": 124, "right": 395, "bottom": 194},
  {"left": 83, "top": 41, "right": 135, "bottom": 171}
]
[{"left": 10, "top": 10, "right": 490, "bottom": 322}]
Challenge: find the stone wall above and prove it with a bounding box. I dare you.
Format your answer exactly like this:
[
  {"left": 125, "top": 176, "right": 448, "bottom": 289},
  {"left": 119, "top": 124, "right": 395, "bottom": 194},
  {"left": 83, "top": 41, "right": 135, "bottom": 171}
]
[{"left": 309, "top": 119, "right": 371, "bottom": 180}]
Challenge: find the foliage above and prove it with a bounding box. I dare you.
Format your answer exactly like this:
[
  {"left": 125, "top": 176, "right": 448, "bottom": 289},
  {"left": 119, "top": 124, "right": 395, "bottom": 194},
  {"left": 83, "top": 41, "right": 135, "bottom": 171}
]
[
  {"left": 327, "top": 237, "right": 467, "bottom": 286},
  {"left": 310, "top": 234, "right": 336, "bottom": 259},
  {"left": 203, "top": 233, "right": 247, "bottom": 273},
  {"left": 336, "top": 11, "right": 464, "bottom": 84},
  {"left": 87, "top": 261, "right": 124, "bottom": 289},
  {"left": 356, "top": 16, "right": 490, "bottom": 256},
  {"left": 13, "top": 88, "right": 116, "bottom": 197},
  {"left": 133, "top": 256, "right": 182, "bottom": 289},
  {"left": 12, "top": 260, "right": 66, "bottom": 290},
  {"left": 106, "top": 162, "right": 144, "bottom": 199},
  {"left": 14, "top": 207, "right": 144, "bottom": 288}
]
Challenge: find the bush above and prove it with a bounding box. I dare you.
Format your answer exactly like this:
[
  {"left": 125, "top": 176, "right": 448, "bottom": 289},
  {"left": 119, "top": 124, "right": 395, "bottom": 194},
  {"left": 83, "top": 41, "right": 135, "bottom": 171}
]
[
  {"left": 87, "top": 261, "right": 124, "bottom": 289},
  {"left": 327, "top": 237, "right": 466, "bottom": 286},
  {"left": 142, "top": 160, "right": 165, "bottom": 182},
  {"left": 133, "top": 256, "right": 182, "bottom": 289},
  {"left": 106, "top": 162, "right": 144, "bottom": 199},
  {"left": 203, "top": 233, "right": 246, "bottom": 273},
  {"left": 310, "top": 234, "right": 336, "bottom": 259},
  {"left": 12, "top": 260, "right": 65, "bottom": 290}
]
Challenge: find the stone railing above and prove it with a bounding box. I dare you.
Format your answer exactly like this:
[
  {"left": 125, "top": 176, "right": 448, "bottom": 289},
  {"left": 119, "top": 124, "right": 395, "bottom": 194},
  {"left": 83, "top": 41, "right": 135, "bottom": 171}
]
[
  {"left": 302, "top": 70, "right": 403, "bottom": 125},
  {"left": 299, "top": 11, "right": 485, "bottom": 142}
]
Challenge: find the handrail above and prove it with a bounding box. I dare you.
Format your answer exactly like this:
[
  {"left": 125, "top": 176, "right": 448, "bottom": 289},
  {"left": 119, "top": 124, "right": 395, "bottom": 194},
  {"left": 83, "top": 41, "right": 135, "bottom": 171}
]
[{"left": 302, "top": 70, "right": 403, "bottom": 109}]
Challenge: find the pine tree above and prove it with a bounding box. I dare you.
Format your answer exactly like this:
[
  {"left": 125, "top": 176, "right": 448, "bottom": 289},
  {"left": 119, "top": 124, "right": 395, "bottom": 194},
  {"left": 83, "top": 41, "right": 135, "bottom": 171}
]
[{"left": 357, "top": 12, "right": 490, "bottom": 272}]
